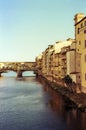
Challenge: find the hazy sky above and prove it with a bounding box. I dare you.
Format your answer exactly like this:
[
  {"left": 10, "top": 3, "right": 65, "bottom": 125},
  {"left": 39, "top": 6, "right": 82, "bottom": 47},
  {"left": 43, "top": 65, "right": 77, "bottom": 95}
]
[{"left": 0, "top": 0, "right": 86, "bottom": 62}]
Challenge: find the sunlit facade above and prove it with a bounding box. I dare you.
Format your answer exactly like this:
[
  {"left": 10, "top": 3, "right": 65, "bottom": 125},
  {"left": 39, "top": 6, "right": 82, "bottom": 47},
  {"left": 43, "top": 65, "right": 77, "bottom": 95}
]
[
  {"left": 36, "top": 39, "right": 76, "bottom": 83},
  {"left": 35, "top": 54, "right": 42, "bottom": 75},
  {"left": 36, "top": 13, "right": 86, "bottom": 93},
  {"left": 74, "top": 13, "right": 86, "bottom": 92}
]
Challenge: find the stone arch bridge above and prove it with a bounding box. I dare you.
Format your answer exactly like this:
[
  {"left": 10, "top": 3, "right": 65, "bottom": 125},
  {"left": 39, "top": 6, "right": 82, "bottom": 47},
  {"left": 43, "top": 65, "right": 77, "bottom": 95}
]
[{"left": 0, "top": 62, "right": 37, "bottom": 77}]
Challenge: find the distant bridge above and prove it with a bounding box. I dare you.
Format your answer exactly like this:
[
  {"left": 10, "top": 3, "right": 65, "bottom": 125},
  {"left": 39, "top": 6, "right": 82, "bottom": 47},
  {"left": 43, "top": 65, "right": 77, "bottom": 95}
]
[{"left": 0, "top": 62, "right": 37, "bottom": 77}]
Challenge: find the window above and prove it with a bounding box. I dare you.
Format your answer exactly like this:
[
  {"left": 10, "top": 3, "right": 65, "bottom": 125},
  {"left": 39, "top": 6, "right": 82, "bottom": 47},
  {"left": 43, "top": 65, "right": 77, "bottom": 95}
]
[
  {"left": 79, "top": 41, "right": 81, "bottom": 45},
  {"left": 81, "top": 23, "right": 83, "bottom": 28},
  {"left": 84, "top": 21, "right": 86, "bottom": 26},
  {"left": 85, "top": 55, "right": 86, "bottom": 62},
  {"left": 85, "top": 73, "right": 86, "bottom": 80},
  {"left": 84, "top": 30, "right": 86, "bottom": 33},
  {"left": 85, "top": 40, "right": 86, "bottom": 48},
  {"left": 78, "top": 76, "right": 80, "bottom": 79}
]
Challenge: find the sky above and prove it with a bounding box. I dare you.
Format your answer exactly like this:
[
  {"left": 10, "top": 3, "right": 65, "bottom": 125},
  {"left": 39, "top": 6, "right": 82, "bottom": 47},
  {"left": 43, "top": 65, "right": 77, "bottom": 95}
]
[{"left": 0, "top": 0, "right": 86, "bottom": 62}]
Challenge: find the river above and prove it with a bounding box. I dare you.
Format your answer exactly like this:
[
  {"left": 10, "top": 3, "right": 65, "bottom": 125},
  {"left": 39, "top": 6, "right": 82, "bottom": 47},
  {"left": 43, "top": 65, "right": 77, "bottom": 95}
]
[{"left": 0, "top": 71, "right": 86, "bottom": 130}]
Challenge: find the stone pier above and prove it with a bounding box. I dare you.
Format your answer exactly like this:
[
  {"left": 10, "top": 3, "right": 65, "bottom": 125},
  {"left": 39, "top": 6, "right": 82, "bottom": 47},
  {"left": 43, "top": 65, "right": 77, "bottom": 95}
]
[{"left": 17, "top": 70, "right": 23, "bottom": 78}]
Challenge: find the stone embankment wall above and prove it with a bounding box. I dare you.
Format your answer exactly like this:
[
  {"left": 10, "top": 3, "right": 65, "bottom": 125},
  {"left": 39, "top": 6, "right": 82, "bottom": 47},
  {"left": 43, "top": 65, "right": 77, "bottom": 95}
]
[{"left": 37, "top": 74, "right": 86, "bottom": 113}]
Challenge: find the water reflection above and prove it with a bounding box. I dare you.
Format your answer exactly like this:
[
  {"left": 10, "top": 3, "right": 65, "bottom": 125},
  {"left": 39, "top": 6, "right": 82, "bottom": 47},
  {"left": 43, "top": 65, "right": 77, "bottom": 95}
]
[
  {"left": 39, "top": 78, "right": 86, "bottom": 130},
  {"left": 0, "top": 76, "right": 86, "bottom": 130}
]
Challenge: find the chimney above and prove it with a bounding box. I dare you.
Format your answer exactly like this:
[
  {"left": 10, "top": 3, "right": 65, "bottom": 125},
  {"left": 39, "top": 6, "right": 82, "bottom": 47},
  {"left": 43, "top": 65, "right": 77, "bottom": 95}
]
[{"left": 74, "top": 13, "right": 85, "bottom": 25}]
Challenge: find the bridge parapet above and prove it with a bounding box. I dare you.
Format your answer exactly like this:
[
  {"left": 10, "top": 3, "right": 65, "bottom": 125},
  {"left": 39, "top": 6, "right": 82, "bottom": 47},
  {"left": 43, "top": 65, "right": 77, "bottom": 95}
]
[{"left": 0, "top": 62, "right": 37, "bottom": 77}]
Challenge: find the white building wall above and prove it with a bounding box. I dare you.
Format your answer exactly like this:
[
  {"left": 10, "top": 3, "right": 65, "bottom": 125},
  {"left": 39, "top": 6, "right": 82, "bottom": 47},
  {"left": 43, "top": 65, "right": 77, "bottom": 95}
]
[
  {"left": 66, "top": 52, "right": 70, "bottom": 75},
  {"left": 66, "top": 50, "right": 76, "bottom": 82},
  {"left": 70, "top": 74, "right": 76, "bottom": 82}
]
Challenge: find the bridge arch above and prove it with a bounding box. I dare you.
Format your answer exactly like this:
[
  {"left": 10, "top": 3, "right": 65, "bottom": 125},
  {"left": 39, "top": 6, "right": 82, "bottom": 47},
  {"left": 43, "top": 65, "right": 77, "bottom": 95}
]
[
  {"left": 23, "top": 71, "right": 36, "bottom": 77},
  {"left": 0, "top": 62, "right": 37, "bottom": 78},
  {"left": 2, "top": 70, "right": 17, "bottom": 77}
]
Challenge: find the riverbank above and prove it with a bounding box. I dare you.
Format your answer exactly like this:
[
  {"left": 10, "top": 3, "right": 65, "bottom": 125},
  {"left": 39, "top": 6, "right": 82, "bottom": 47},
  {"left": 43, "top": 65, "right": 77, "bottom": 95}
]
[{"left": 38, "top": 76, "right": 86, "bottom": 113}]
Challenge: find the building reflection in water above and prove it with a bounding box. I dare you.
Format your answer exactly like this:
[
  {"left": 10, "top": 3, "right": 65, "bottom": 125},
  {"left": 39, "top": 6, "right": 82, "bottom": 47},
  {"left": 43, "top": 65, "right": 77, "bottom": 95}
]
[{"left": 38, "top": 78, "right": 86, "bottom": 130}]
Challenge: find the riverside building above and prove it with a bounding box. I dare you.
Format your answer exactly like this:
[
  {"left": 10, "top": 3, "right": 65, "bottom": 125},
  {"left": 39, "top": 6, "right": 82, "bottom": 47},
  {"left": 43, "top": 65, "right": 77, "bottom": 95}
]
[
  {"left": 36, "top": 13, "right": 86, "bottom": 93},
  {"left": 35, "top": 54, "right": 42, "bottom": 76},
  {"left": 74, "top": 13, "right": 86, "bottom": 93},
  {"left": 36, "top": 39, "right": 76, "bottom": 83}
]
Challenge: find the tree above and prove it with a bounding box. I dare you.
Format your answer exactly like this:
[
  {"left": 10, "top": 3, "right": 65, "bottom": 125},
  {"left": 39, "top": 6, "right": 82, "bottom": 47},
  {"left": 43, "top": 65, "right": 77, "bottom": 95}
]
[{"left": 63, "top": 75, "right": 73, "bottom": 92}]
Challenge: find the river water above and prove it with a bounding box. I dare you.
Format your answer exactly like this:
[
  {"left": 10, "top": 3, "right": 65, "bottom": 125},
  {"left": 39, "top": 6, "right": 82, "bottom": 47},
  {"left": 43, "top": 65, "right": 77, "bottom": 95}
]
[{"left": 0, "top": 71, "right": 86, "bottom": 130}]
